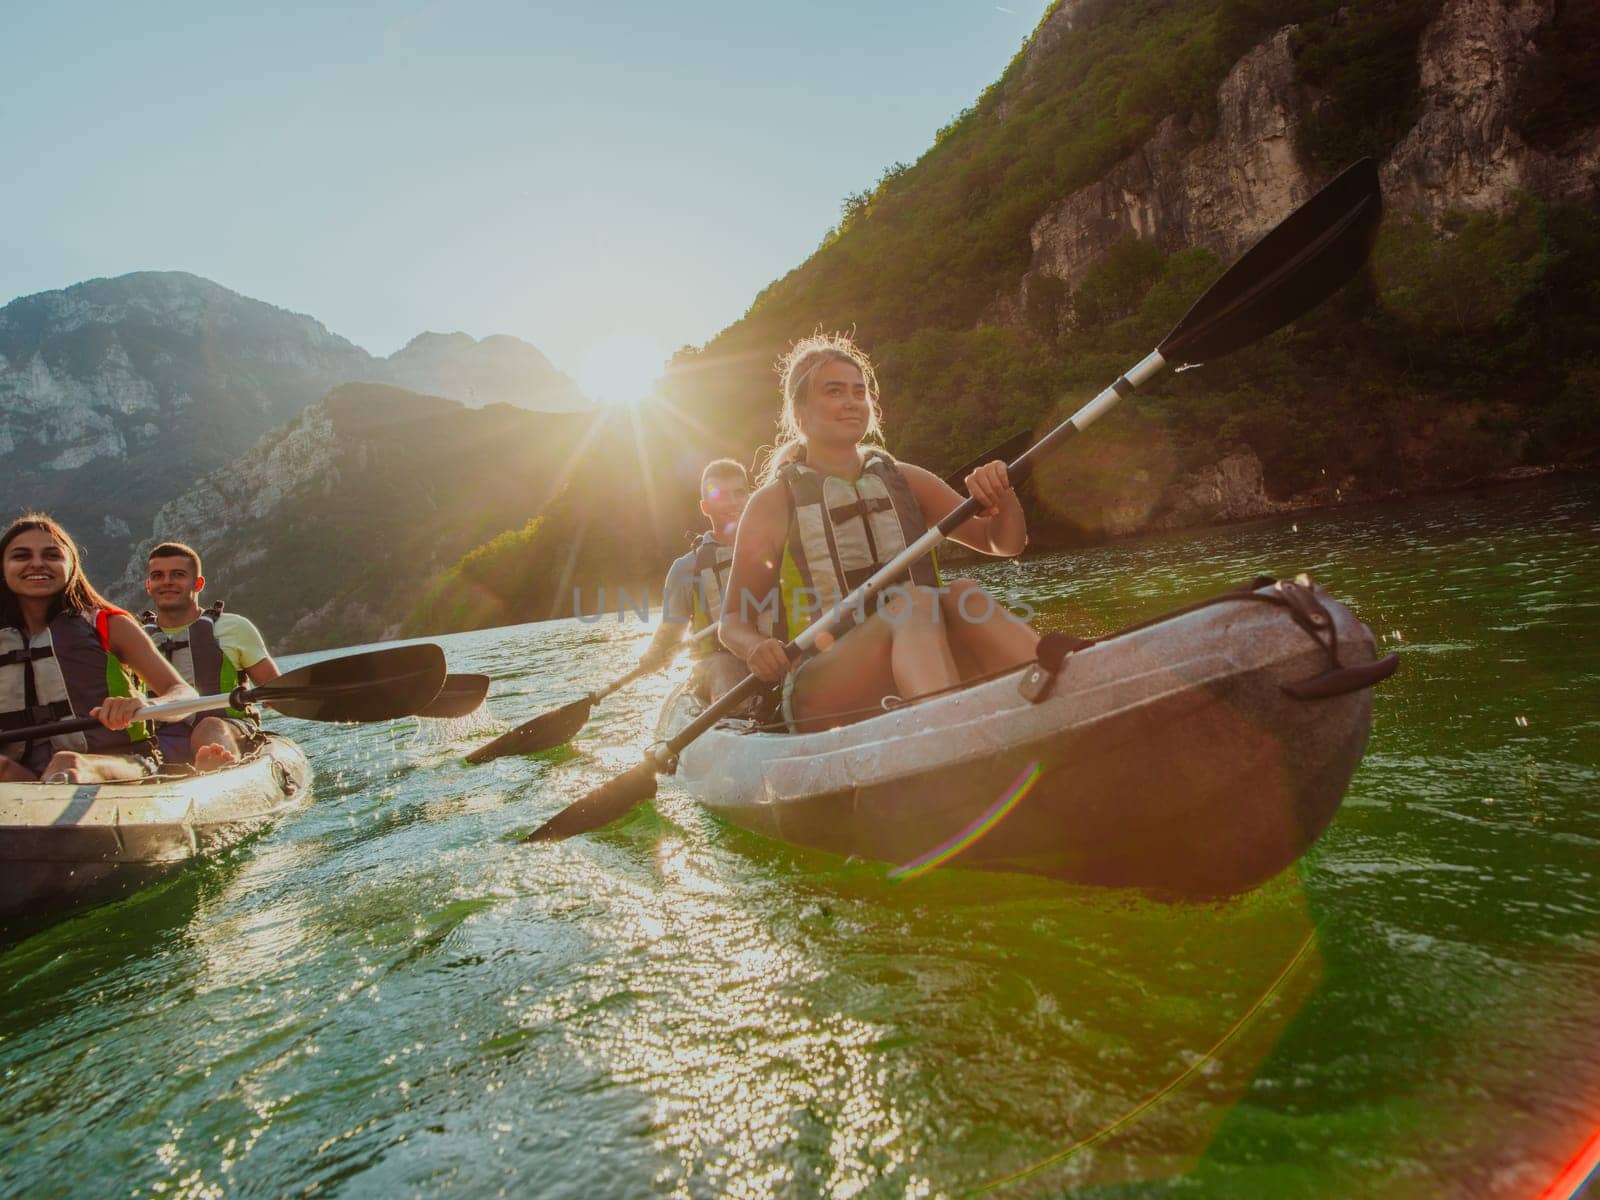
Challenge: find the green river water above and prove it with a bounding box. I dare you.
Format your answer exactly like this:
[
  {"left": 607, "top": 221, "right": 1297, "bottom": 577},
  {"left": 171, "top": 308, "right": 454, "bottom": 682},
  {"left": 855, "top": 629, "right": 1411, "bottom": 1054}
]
[{"left": 3, "top": 474, "right": 1597, "bottom": 1198}]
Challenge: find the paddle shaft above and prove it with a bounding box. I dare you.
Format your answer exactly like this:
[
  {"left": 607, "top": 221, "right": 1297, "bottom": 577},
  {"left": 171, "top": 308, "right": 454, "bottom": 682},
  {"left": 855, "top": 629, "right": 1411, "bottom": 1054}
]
[
  {"left": 2, "top": 643, "right": 451, "bottom": 743},
  {"left": 655, "top": 351, "right": 1169, "bottom": 763},
  {"left": 0, "top": 688, "right": 252, "bottom": 743},
  {"left": 593, "top": 622, "right": 721, "bottom": 703}
]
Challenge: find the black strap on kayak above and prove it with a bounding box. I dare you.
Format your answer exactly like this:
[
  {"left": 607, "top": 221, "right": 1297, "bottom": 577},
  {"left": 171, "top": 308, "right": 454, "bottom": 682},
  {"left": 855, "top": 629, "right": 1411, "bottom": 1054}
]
[
  {"left": 1016, "top": 573, "right": 1397, "bottom": 705},
  {"left": 1018, "top": 632, "right": 1094, "bottom": 704},
  {"left": 1017, "top": 575, "right": 1276, "bottom": 704}
]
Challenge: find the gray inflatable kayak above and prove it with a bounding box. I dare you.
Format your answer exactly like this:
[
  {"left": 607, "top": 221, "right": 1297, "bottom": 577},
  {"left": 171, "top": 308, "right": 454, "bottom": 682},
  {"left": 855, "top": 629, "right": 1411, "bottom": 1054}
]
[
  {"left": 0, "top": 732, "right": 311, "bottom": 920},
  {"left": 656, "top": 576, "right": 1396, "bottom": 896}
]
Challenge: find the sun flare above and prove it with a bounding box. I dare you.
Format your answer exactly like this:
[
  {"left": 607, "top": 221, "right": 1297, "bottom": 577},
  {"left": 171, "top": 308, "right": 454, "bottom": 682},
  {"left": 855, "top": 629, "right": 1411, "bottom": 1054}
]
[{"left": 574, "top": 332, "right": 672, "bottom": 408}]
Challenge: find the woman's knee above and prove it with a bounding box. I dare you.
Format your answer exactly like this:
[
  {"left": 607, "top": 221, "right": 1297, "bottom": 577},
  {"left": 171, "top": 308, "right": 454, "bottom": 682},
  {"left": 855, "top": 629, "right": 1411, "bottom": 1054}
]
[
  {"left": 940, "top": 578, "right": 1002, "bottom": 627},
  {"left": 43, "top": 751, "right": 86, "bottom": 781},
  {"left": 192, "top": 717, "right": 230, "bottom": 743},
  {"left": 877, "top": 583, "right": 943, "bottom": 626}
]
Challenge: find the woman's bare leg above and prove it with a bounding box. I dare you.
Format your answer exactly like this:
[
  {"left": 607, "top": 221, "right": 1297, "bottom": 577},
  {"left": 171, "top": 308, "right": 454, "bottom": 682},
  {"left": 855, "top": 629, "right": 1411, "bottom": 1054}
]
[
  {"left": 940, "top": 578, "right": 1039, "bottom": 676},
  {"left": 790, "top": 608, "right": 899, "bottom": 732},
  {"left": 882, "top": 584, "right": 961, "bottom": 697},
  {"left": 0, "top": 756, "right": 38, "bottom": 782},
  {"left": 790, "top": 586, "right": 962, "bottom": 732},
  {"left": 191, "top": 716, "right": 243, "bottom": 771},
  {"left": 43, "top": 750, "right": 147, "bottom": 784}
]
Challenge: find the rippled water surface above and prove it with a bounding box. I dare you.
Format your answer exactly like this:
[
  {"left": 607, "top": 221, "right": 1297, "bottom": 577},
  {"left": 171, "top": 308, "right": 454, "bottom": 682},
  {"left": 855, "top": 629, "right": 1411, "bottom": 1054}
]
[{"left": 4, "top": 476, "right": 1597, "bottom": 1198}]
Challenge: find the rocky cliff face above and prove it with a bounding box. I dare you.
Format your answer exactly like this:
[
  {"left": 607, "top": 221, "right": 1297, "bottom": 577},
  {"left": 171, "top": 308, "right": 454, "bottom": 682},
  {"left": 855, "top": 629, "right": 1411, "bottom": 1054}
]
[
  {"left": 0, "top": 272, "right": 370, "bottom": 466},
  {"left": 1382, "top": 0, "right": 1600, "bottom": 216},
  {"left": 1014, "top": 0, "right": 1599, "bottom": 314},
  {"left": 0, "top": 272, "right": 376, "bottom": 572},
  {"left": 1019, "top": 27, "right": 1311, "bottom": 319},
  {"left": 994, "top": 0, "right": 1085, "bottom": 118},
  {"left": 117, "top": 403, "right": 342, "bottom": 578}
]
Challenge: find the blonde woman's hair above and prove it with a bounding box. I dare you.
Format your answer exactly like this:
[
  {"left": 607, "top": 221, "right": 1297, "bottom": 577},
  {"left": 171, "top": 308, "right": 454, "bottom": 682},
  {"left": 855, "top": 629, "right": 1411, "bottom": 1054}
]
[{"left": 757, "top": 331, "right": 885, "bottom": 486}]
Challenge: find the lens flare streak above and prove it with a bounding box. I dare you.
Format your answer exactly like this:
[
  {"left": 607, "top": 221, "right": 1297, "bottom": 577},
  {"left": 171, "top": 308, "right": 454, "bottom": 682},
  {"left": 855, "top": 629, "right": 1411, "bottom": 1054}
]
[
  {"left": 889, "top": 761, "right": 1042, "bottom": 882},
  {"left": 1537, "top": 1121, "right": 1600, "bottom": 1200},
  {"left": 973, "top": 929, "right": 1320, "bottom": 1193}
]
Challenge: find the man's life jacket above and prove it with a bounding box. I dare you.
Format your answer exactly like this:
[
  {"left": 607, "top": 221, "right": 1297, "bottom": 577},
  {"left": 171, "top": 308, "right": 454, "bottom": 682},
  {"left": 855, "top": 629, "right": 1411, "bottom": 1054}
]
[
  {"left": 141, "top": 600, "right": 253, "bottom": 726},
  {"left": 0, "top": 608, "right": 154, "bottom": 760},
  {"left": 772, "top": 448, "right": 939, "bottom": 640},
  {"left": 687, "top": 534, "right": 733, "bottom": 659}
]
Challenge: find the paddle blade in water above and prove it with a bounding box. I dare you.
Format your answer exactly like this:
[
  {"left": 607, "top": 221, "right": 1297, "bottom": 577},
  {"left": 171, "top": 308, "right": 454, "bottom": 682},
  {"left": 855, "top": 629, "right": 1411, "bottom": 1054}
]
[
  {"left": 258, "top": 643, "right": 447, "bottom": 722},
  {"left": 465, "top": 697, "right": 593, "bottom": 764},
  {"left": 522, "top": 761, "right": 658, "bottom": 842},
  {"left": 417, "top": 674, "right": 491, "bottom": 719},
  {"left": 1159, "top": 158, "right": 1382, "bottom": 367}
]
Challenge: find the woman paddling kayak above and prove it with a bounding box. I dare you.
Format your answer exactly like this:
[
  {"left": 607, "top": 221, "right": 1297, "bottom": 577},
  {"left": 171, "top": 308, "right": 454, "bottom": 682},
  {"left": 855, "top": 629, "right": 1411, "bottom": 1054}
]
[
  {"left": 0, "top": 513, "right": 196, "bottom": 784},
  {"left": 719, "top": 332, "right": 1040, "bottom": 733}
]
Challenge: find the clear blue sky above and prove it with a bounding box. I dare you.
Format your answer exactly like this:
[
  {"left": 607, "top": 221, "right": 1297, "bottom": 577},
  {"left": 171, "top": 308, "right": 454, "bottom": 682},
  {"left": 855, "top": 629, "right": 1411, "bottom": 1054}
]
[{"left": 1, "top": 0, "right": 1051, "bottom": 401}]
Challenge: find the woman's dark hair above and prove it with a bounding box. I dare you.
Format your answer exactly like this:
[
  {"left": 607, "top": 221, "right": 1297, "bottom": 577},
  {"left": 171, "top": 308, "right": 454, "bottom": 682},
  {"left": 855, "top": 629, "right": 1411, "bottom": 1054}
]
[{"left": 0, "top": 513, "right": 118, "bottom": 630}]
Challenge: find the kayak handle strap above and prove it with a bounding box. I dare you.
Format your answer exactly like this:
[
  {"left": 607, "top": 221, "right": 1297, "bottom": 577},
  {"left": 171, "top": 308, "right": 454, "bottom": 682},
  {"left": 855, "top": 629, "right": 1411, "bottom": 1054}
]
[
  {"left": 1282, "top": 653, "right": 1399, "bottom": 700},
  {"left": 1010, "top": 575, "right": 1400, "bottom": 707}
]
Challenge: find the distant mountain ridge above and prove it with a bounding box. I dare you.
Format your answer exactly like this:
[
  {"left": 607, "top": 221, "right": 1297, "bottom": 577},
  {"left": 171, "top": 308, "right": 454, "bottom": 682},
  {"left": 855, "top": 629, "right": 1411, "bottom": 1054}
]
[
  {"left": 0, "top": 270, "right": 588, "bottom": 573},
  {"left": 385, "top": 331, "right": 588, "bottom": 412},
  {"left": 110, "top": 383, "right": 598, "bottom": 650}
]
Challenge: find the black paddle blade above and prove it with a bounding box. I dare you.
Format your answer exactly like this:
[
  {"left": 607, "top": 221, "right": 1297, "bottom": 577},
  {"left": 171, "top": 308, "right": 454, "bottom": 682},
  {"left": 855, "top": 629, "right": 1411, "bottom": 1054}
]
[
  {"left": 941, "top": 427, "right": 1039, "bottom": 492},
  {"left": 521, "top": 761, "right": 659, "bottom": 842},
  {"left": 259, "top": 643, "right": 447, "bottom": 722},
  {"left": 1159, "top": 158, "right": 1382, "bottom": 367},
  {"left": 417, "top": 673, "right": 491, "bottom": 719},
  {"left": 464, "top": 696, "right": 594, "bottom": 764}
]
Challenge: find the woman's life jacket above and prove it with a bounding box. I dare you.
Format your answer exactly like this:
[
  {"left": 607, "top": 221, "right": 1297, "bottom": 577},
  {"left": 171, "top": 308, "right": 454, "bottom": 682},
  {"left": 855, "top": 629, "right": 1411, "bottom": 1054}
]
[
  {"left": 0, "top": 608, "right": 155, "bottom": 761},
  {"left": 771, "top": 448, "right": 939, "bottom": 639}
]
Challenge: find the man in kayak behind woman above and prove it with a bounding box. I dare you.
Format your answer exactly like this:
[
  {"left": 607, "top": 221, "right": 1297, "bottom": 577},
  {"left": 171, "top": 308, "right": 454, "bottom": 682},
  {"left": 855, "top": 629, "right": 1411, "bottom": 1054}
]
[
  {"left": 142, "top": 540, "right": 280, "bottom": 769},
  {"left": 636, "top": 458, "right": 754, "bottom": 703},
  {"left": 0, "top": 514, "right": 196, "bottom": 783},
  {"left": 719, "top": 332, "right": 1040, "bottom": 733}
]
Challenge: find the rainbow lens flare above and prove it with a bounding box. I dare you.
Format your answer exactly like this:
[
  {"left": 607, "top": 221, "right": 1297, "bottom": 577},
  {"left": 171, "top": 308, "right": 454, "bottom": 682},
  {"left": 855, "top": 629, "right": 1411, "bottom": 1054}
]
[{"left": 889, "top": 760, "right": 1043, "bottom": 881}]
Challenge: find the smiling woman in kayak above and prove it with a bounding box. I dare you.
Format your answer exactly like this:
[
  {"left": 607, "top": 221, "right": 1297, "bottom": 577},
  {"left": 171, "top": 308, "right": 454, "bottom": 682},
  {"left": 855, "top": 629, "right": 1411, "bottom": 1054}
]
[
  {"left": 0, "top": 513, "right": 196, "bottom": 784},
  {"left": 719, "top": 332, "right": 1040, "bottom": 733}
]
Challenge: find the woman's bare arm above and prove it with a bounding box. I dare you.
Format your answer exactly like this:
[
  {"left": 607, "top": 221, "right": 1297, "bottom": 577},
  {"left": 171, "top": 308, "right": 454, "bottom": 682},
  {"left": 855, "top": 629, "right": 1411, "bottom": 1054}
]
[
  {"left": 106, "top": 614, "right": 194, "bottom": 700},
  {"left": 719, "top": 482, "right": 792, "bottom": 680},
  {"left": 95, "top": 613, "right": 197, "bottom": 730},
  {"left": 901, "top": 462, "right": 1027, "bottom": 556}
]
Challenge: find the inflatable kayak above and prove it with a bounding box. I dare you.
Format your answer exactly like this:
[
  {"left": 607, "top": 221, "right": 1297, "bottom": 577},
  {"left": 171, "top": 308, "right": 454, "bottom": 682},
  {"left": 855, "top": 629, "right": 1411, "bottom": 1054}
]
[
  {"left": 0, "top": 732, "right": 310, "bottom": 920},
  {"left": 655, "top": 576, "right": 1396, "bottom": 896}
]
